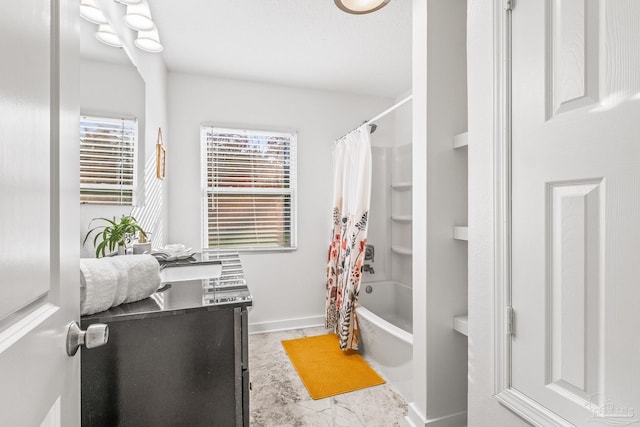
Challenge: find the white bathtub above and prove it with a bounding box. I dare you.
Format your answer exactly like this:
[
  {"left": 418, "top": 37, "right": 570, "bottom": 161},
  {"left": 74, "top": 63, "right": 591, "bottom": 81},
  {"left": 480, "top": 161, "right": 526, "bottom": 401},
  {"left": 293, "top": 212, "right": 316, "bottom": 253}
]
[{"left": 357, "top": 281, "right": 413, "bottom": 401}]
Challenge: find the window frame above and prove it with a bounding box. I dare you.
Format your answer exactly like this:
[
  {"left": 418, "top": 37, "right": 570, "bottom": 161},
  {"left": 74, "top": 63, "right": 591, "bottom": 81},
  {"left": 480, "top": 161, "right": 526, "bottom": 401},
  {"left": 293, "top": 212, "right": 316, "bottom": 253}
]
[
  {"left": 200, "top": 125, "right": 298, "bottom": 252},
  {"left": 79, "top": 114, "right": 139, "bottom": 206}
]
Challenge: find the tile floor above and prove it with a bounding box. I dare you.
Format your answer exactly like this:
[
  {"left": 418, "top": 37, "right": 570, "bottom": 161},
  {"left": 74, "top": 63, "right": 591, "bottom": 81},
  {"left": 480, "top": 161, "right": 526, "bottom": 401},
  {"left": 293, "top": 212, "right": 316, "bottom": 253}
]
[{"left": 249, "top": 327, "right": 409, "bottom": 426}]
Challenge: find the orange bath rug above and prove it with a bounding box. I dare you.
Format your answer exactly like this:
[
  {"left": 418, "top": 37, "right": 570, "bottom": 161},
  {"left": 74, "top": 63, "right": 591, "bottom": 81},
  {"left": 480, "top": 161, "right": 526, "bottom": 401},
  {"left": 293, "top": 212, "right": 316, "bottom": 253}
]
[{"left": 281, "top": 333, "right": 386, "bottom": 400}]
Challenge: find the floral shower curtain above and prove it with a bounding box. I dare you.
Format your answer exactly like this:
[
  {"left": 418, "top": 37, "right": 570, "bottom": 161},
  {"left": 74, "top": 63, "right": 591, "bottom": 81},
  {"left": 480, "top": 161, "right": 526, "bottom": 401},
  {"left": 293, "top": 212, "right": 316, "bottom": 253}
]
[{"left": 325, "top": 125, "right": 372, "bottom": 350}]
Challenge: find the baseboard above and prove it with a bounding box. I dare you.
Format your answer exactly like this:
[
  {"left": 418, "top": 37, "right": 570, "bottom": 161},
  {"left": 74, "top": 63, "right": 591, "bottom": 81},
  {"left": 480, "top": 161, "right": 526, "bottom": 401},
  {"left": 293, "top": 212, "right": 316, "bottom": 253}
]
[
  {"left": 406, "top": 403, "right": 427, "bottom": 427},
  {"left": 248, "top": 315, "right": 325, "bottom": 334},
  {"left": 406, "top": 404, "right": 467, "bottom": 427}
]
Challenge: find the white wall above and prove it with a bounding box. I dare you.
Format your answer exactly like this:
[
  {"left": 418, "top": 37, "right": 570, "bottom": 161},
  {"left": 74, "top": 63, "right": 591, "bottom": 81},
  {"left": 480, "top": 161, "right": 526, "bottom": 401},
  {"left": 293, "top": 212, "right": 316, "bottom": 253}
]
[
  {"left": 412, "top": 1, "right": 428, "bottom": 422},
  {"left": 410, "top": 0, "right": 469, "bottom": 425},
  {"left": 466, "top": 1, "right": 529, "bottom": 425},
  {"left": 166, "top": 72, "right": 394, "bottom": 330},
  {"left": 394, "top": 91, "right": 413, "bottom": 148},
  {"left": 79, "top": 59, "right": 145, "bottom": 257}
]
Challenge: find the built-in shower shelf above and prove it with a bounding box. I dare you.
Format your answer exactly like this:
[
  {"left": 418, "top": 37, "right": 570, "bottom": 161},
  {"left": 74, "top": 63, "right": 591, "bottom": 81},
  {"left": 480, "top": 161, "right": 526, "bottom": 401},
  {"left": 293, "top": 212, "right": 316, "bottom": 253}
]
[
  {"left": 391, "top": 215, "right": 412, "bottom": 223},
  {"left": 453, "top": 315, "right": 468, "bottom": 336},
  {"left": 453, "top": 131, "right": 469, "bottom": 149},
  {"left": 453, "top": 226, "right": 468, "bottom": 241},
  {"left": 391, "top": 182, "right": 412, "bottom": 191},
  {"left": 391, "top": 246, "right": 412, "bottom": 255}
]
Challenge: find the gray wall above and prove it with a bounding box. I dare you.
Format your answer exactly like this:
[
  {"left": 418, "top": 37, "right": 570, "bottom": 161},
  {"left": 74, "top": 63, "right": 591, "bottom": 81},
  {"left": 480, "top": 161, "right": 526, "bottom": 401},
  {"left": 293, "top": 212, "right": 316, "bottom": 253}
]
[
  {"left": 166, "top": 72, "right": 394, "bottom": 331},
  {"left": 410, "top": 0, "right": 469, "bottom": 425}
]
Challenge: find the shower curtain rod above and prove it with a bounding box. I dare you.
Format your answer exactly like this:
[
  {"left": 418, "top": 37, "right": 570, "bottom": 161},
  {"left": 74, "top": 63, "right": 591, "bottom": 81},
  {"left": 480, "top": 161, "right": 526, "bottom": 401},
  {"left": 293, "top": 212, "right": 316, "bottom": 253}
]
[
  {"left": 336, "top": 94, "right": 413, "bottom": 141},
  {"left": 368, "top": 94, "right": 413, "bottom": 124}
]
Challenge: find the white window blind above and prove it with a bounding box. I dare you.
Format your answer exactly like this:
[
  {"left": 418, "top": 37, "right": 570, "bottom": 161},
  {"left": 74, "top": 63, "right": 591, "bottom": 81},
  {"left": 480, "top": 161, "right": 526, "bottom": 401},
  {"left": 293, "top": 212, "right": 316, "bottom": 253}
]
[
  {"left": 201, "top": 126, "right": 297, "bottom": 250},
  {"left": 80, "top": 115, "right": 137, "bottom": 205}
]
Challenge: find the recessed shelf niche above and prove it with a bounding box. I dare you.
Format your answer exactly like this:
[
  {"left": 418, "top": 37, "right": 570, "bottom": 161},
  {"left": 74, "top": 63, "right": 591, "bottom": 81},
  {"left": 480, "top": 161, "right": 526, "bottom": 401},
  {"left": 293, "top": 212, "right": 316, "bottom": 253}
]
[
  {"left": 391, "top": 215, "right": 412, "bottom": 223},
  {"left": 453, "top": 315, "right": 468, "bottom": 336},
  {"left": 391, "top": 182, "right": 412, "bottom": 191},
  {"left": 453, "top": 226, "right": 468, "bottom": 241},
  {"left": 391, "top": 246, "right": 412, "bottom": 256},
  {"left": 453, "top": 131, "right": 468, "bottom": 149}
]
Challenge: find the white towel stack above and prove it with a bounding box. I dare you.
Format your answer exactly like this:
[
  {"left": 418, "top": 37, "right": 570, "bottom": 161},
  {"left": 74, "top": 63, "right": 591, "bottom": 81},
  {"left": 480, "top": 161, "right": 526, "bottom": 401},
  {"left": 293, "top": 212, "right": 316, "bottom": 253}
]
[
  {"left": 79, "top": 258, "right": 122, "bottom": 316},
  {"left": 80, "top": 255, "right": 161, "bottom": 315},
  {"left": 119, "top": 255, "right": 162, "bottom": 304},
  {"left": 103, "top": 256, "right": 130, "bottom": 307}
]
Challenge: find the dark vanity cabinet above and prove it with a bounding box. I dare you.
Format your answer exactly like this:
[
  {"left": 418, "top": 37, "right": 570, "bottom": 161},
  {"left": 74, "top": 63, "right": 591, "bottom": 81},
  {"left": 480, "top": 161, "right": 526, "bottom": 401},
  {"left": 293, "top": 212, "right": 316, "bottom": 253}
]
[{"left": 81, "top": 254, "right": 251, "bottom": 427}]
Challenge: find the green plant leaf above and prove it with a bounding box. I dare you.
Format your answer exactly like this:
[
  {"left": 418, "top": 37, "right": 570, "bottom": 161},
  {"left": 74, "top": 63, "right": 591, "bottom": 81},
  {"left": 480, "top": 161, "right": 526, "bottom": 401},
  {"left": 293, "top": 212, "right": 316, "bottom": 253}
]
[
  {"left": 83, "top": 225, "right": 105, "bottom": 246},
  {"left": 96, "top": 240, "right": 107, "bottom": 258},
  {"left": 84, "top": 215, "right": 148, "bottom": 257},
  {"left": 92, "top": 230, "right": 104, "bottom": 247}
]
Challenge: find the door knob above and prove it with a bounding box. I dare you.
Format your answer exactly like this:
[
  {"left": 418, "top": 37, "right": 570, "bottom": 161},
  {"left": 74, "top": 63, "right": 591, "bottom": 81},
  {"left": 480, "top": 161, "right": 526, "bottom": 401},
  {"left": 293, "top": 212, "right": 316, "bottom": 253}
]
[{"left": 66, "top": 322, "right": 109, "bottom": 357}]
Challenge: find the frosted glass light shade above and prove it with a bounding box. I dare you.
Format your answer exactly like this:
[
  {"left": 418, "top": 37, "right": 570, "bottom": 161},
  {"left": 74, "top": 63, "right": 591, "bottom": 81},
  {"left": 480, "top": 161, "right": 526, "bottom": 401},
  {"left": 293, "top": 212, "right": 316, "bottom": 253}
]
[
  {"left": 135, "top": 26, "right": 163, "bottom": 53},
  {"left": 115, "top": 0, "right": 143, "bottom": 4},
  {"left": 80, "top": 0, "right": 108, "bottom": 24},
  {"left": 334, "top": 0, "right": 390, "bottom": 14},
  {"left": 96, "top": 24, "right": 122, "bottom": 47},
  {"left": 125, "top": 0, "right": 154, "bottom": 31}
]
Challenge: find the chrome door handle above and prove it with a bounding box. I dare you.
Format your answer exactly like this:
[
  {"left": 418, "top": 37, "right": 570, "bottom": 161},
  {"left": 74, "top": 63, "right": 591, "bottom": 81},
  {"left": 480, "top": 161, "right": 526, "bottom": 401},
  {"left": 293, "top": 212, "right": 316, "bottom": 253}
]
[{"left": 66, "top": 322, "right": 109, "bottom": 357}]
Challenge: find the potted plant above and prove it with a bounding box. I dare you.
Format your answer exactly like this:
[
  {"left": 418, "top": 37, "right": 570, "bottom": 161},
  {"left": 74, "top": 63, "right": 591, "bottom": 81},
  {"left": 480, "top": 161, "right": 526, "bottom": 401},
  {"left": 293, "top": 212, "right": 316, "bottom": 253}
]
[{"left": 83, "top": 215, "right": 147, "bottom": 258}]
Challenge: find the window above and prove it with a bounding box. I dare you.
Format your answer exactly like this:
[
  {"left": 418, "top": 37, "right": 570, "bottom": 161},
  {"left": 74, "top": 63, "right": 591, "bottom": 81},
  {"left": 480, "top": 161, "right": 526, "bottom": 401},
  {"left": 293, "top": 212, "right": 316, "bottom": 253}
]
[
  {"left": 201, "top": 126, "right": 297, "bottom": 251},
  {"left": 80, "top": 115, "right": 137, "bottom": 205}
]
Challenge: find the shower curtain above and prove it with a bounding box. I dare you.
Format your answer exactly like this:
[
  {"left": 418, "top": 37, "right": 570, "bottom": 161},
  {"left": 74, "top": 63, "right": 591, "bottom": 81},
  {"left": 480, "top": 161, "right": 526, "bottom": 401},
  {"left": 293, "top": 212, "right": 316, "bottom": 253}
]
[{"left": 325, "top": 125, "right": 372, "bottom": 350}]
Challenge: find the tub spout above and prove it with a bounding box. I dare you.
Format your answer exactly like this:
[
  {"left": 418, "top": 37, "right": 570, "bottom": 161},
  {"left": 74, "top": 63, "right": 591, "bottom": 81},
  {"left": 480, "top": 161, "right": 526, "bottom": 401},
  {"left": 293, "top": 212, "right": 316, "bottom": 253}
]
[{"left": 362, "top": 264, "right": 375, "bottom": 274}]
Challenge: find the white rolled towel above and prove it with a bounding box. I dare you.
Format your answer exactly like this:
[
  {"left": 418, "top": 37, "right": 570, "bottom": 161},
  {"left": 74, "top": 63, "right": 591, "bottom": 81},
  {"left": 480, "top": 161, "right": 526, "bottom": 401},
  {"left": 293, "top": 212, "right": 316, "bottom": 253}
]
[
  {"left": 80, "top": 258, "right": 121, "bottom": 315},
  {"left": 80, "top": 255, "right": 161, "bottom": 315},
  {"left": 115, "top": 255, "right": 161, "bottom": 304},
  {"left": 105, "top": 256, "right": 132, "bottom": 306}
]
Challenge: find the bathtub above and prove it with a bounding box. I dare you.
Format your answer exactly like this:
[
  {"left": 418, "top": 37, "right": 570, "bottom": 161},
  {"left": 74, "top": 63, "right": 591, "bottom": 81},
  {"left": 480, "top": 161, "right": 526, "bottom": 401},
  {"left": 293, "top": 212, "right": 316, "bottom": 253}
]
[{"left": 357, "top": 281, "right": 413, "bottom": 401}]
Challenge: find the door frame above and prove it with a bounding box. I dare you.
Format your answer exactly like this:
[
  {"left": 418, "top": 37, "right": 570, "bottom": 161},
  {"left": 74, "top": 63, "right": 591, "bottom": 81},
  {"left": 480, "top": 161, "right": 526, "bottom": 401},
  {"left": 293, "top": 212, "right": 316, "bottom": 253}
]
[{"left": 491, "top": 1, "right": 572, "bottom": 425}]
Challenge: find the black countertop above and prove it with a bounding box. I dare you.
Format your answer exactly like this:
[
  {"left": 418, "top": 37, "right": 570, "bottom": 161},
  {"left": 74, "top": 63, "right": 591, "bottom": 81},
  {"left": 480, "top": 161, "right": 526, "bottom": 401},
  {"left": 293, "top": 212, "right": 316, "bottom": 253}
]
[{"left": 81, "top": 252, "right": 252, "bottom": 324}]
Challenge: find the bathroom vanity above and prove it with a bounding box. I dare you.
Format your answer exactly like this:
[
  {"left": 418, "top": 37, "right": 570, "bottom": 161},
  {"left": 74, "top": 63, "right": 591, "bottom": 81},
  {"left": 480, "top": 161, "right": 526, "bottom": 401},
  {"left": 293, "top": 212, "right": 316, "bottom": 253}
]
[{"left": 81, "top": 252, "right": 252, "bottom": 427}]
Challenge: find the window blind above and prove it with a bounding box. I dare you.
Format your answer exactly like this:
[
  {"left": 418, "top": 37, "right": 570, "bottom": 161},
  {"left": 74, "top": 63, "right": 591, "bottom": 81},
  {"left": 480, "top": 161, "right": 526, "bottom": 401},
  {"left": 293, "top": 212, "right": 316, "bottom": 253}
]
[
  {"left": 201, "top": 127, "right": 297, "bottom": 250},
  {"left": 80, "top": 115, "right": 137, "bottom": 205}
]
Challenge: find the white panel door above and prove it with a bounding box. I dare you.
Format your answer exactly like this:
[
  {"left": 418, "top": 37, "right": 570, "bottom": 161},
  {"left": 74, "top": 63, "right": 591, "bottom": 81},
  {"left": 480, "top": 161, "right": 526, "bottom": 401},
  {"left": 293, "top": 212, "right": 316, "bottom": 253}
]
[
  {"left": 0, "top": 0, "right": 80, "bottom": 426},
  {"left": 511, "top": 0, "right": 640, "bottom": 425}
]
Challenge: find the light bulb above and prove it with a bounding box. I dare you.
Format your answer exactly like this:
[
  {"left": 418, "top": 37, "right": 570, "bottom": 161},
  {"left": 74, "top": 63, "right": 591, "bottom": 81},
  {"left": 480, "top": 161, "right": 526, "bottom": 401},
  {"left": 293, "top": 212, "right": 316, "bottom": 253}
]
[
  {"left": 96, "top": 24, "right": 122, "bottom": 48},
  {"left": 124, "top": 0, "right": 154, "bottom": 31},
  {"left": 80, "top": 0, "right": 108, "bottom": 24},
  {"left": 334, "top": 0, "right": 390, "bottom": 14},
  {"left": 135, "top": 26, "right": 163, "bottom": 53}
]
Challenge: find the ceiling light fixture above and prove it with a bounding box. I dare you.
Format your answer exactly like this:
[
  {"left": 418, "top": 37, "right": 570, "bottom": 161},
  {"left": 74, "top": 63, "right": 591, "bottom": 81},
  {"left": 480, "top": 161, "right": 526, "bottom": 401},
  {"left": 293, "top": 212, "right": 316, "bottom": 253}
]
[
  {"left": 134, "top": 26, "right": 163, "bottom": 53},
  {"left": 124, "top": 0, "right": 154, "bottom": 31},
  {"left": 114, "top": 0, "right": 143, "bottom": 4},
  {"left": 96, "top": 24, "right": 123, "bottom": 47},
  {"left": 80, "top": 0, "right": 108, "bottom": 24},
  {"left": 334, "top": 0, "right": 390, "bottom": 14}
]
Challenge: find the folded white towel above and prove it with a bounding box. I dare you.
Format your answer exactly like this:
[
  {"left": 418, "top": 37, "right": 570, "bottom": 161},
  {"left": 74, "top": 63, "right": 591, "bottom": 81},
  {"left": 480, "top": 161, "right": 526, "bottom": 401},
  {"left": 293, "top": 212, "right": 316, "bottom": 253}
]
[
  {"left": 80, "top": 255, "right": 161, "bottom": 315},
  {"left": 80, "top": 258, "right": 119, "bottom": 316},
  {"left": 105, "top": 256, "right": 131, "bottom": 307},
  {"left": 119, "top": 255, "right": 161, "bottom": 304}
]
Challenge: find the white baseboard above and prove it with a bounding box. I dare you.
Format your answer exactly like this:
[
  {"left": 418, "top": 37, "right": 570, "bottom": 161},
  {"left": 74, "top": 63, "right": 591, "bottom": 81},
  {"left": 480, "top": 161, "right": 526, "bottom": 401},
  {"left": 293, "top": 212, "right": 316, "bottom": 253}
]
[
  {"left": 248, "top": 315, "right": 325, "bottom": 334},
  {"left": 406, "top": 404, "right": 467, "bottom": 427},
  {"left": 406, "top": 403, "right": 427, "bottom": 427}
]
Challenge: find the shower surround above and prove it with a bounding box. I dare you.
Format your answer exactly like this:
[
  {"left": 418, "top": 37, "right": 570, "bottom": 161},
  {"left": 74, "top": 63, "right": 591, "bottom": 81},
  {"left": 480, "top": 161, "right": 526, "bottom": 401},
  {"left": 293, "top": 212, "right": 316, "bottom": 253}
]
[{"left": 359, "top": 114, "right": 413, "bottom": 400}]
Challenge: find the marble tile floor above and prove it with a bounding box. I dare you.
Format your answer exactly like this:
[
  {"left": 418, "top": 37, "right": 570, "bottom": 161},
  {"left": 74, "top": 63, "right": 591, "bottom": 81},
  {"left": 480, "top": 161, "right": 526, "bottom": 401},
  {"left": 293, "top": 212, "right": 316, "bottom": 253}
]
[{"left": 249, "top": 327, "right": 409, "bottom": 427}]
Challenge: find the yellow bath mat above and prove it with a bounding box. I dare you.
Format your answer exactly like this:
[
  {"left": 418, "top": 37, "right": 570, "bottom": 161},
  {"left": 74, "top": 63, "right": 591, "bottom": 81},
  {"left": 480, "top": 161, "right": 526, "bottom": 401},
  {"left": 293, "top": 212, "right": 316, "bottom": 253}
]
[{"left": 281, "top": 333, "right": 386, "bottom": 400}]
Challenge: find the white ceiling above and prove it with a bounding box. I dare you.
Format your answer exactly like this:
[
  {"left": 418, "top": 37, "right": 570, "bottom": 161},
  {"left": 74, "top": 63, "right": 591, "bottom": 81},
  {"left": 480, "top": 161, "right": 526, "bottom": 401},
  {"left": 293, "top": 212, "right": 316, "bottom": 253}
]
[{"left": 149, "top": 0, "right": 412, "bottom": 98}]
